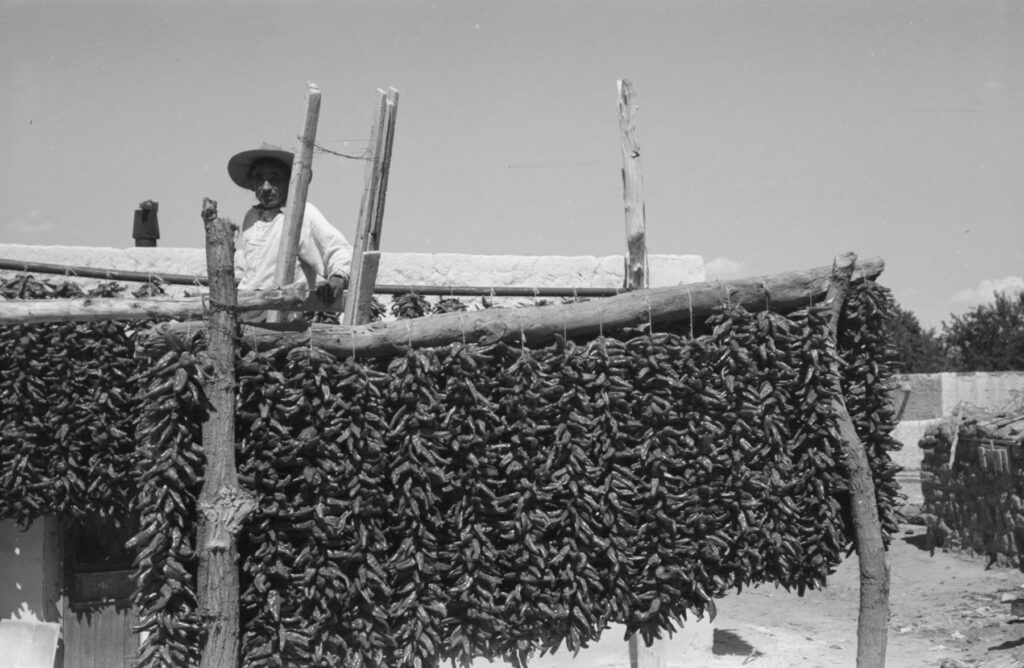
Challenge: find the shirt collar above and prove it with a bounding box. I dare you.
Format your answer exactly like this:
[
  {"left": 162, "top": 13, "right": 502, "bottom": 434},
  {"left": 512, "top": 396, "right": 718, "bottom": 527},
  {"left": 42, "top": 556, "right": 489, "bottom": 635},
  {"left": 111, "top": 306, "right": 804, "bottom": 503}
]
[{"left": 252, "top": 204, "right": 284, "bottom": 222}]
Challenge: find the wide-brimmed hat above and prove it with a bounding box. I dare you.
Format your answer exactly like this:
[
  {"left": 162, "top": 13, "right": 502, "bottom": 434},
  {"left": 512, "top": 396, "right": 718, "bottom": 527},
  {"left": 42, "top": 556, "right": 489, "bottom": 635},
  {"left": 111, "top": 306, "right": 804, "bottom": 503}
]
[{"left": 227, "top": 144, "right": 295, "bottom": 189}]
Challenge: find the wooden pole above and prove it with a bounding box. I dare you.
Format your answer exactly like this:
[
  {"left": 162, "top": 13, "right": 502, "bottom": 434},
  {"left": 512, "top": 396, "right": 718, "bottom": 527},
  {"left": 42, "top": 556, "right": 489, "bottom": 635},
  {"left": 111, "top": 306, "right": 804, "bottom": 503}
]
[
  {"left": 344, "top": 88, "right": 399, "bottom": 326},
  {"left": 824, "top": 252, "right": 890, "bottom": 668},
  {"left": 0, "top": 256, "right": 635, "bottom": 297},
  {"left": 618, "top": 77, "right": 650, "bottom": 667},
  {"left": 370, "top": 89, "right": 398, "bottom": 254},
  {"left": 0, "top": 284, "right": 320, "bottom": 325},
  {"left": 196, "top": 199, "right": 256, "bottom": 668},
  {"left": 143, "top": 257, "right": 885, "bottom": 360},
  {"left": 343, "top": 91, "right": 387, "bottom": 326},
  {"left": 267, "top": 83, "right": 322, "bottom": 323},
  {"left": 0, "top": 258, "right": 210, "bottom": 286},
  {"left": 617, "top": 78, "right": 648, "bottom": 292}
]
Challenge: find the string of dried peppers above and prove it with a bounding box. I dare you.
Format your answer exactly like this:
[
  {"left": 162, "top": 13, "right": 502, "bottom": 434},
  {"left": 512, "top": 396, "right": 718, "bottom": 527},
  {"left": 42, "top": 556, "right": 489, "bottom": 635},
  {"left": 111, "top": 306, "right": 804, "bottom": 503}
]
[{"left": 0, "top": 275, "right": 902, "bottom": 668}]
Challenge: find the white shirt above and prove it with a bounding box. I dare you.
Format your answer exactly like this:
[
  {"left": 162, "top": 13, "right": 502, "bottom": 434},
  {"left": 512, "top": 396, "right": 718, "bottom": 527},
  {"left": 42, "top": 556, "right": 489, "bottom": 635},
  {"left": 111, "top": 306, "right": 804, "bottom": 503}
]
[{"left": 236, "top": 202, "right": 353, "bottom": 291}]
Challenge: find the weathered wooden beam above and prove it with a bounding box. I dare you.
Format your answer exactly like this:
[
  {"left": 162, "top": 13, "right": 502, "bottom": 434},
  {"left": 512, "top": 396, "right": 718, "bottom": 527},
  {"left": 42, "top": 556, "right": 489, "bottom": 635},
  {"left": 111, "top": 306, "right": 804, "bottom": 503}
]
[
  {"left": 267, "top": 83, "right": 321, "bottom": 323},
  {"left": 0, "top": 258, "right": 209, "bottom": 286},
  {"left": 617, "top": 78, "right": 648, "bottom": 292},
  {"left": 0, "top": 284, "right": 319, "bottom": 325},
  {"left": 824, "top": 252, "right": 889, "bottom": 668},
  {"left": 196, "top": 199, "right": 255, "bottom": 668},
  {"left": 0, "top": 256, "right": 631, "bottom": 297},
  {"left": 142, "top": 257, "right": 885, "bottom": 359}
]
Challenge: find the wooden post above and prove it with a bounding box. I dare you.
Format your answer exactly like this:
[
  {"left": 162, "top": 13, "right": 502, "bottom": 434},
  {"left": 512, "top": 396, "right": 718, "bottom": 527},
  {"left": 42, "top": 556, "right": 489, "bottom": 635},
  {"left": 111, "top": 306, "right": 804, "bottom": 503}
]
[
  {"left": 824, "top": 252, "right": 890, "bottom": 668},
  {"left": 344, "top": 88, "right": 399, "bottom": 326},
  {"left": 619, "top": 77, "right": 649, "bottom": 667},
  {"left": 267, "top": 83, "right": 322, "bottom": 323},
  {"left": 196, "top": 198, "right": 256, "bottom": 668},
  {"left": 372, "top": 88, "right": 399, "bottom": 251},
  {"left": 617, "top": 78, "right": 648, "bottom": 292}
]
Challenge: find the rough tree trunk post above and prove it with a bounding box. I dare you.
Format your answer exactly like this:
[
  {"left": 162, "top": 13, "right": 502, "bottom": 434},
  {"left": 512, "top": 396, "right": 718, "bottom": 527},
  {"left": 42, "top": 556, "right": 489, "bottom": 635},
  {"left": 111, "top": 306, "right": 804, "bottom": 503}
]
[
  {"left": 144, "top": 258, "right": 886, "bottom": 360},
  {"left": 825, "top": 252, "right": 890, "bottom": 668},
  {"left": 267, "top": 83, "right": 322, "bottom": 323},
  {"left": 196, "top": 199, "right": 256, "bottom": 668},
  {"left": 617, "top": 78, "right": 648, "bottom": 293}
]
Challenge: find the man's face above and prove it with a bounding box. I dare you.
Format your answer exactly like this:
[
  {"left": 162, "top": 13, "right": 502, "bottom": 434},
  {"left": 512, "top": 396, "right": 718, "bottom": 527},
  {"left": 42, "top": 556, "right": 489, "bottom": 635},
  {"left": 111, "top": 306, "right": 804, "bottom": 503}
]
[{"left": 248, "top": 160, "right": 290, "bottom": 209}]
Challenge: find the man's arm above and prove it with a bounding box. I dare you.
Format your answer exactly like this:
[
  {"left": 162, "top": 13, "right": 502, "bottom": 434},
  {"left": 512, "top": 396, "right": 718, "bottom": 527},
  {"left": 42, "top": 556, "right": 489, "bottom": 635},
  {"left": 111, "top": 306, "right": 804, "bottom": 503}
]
[{"left": 302, "top": 203, "right": 354, "bottom": 303}]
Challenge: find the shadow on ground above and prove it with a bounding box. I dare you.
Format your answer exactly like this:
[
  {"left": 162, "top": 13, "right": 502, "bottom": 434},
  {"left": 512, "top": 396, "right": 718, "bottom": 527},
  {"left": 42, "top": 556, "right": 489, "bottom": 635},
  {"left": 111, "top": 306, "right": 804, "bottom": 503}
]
[{"left": 712, "top": 628, "right": 764, "bottom": 659}]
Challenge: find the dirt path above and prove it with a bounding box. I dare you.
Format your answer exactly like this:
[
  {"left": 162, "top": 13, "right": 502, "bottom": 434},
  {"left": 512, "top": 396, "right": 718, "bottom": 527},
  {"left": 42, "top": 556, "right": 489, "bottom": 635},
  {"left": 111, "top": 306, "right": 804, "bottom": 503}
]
[
  {"left": 706, "top": 522, "right": 1024, "bottom": 667},
  {"left": 474, "top": 522, "right": 1024, "bottom": 667}
]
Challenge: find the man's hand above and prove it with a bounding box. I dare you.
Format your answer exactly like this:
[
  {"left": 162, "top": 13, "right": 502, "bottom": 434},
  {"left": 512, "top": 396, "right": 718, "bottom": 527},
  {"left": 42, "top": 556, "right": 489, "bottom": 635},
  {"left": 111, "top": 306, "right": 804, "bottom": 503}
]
[{"left": 315, "top": 275, "right": 348, "bottom": 307}]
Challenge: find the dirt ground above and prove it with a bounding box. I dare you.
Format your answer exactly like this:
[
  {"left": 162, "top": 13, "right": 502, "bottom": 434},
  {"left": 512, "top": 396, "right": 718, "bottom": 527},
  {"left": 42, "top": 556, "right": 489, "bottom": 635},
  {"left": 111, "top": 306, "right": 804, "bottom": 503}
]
[
  {"left": 474, "top": 519, "right": 1024, "bottom": 668},
  {"left": 704, "top": 520, "right": 1024, "bottom": 668}
]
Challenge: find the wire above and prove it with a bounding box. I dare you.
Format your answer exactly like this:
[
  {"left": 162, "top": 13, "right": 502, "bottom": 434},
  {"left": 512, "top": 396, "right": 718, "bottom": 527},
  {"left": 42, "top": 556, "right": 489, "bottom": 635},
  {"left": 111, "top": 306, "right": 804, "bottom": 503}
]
[{"left": 312, "top": 142, "right": 371, "bottom": 160}]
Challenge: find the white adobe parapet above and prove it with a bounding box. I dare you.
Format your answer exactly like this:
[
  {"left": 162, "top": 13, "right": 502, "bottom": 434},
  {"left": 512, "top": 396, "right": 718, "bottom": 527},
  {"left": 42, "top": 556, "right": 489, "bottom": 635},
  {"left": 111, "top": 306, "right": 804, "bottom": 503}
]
[{"left": 0, "top": 244, "right": 705, "bottom": 294}]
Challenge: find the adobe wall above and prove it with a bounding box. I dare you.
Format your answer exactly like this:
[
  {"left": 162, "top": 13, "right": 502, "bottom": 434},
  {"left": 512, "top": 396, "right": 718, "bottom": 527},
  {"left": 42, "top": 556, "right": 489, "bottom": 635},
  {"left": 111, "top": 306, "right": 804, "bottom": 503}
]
[
  {"left": 895, "top": 372, "right": 1024, "bottom": 508},
  {"left": 0, "top": 244, "right": 705, "bottom": 295},
  {"left": 0, "top": 518, "right": 60, "bottom": 623}
]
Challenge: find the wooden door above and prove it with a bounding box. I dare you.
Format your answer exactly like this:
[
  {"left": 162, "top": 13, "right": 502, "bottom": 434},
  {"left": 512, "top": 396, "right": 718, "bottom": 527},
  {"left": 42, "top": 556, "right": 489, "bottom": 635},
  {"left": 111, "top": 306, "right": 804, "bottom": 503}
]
[{"left": 62, "top": 517, "right": 139, "bottom": 668}]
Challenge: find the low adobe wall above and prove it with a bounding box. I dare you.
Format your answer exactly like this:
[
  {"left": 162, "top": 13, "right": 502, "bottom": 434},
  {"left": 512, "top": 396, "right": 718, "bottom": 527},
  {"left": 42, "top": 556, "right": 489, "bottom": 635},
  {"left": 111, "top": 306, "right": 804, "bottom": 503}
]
[
  {"left": 899, "top": 372, "right": 1024, "bottom": 422},
  {"left": 0, "top": 244, "right": 705, "bottom": 295}
]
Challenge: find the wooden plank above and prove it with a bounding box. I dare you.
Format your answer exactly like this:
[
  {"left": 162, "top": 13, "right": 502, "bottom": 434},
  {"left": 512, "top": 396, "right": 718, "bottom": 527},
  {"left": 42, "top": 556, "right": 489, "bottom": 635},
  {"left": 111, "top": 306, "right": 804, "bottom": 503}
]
[
  {"left": 196, "top": 200, "right": 256, "bottom": 668},
  {"left": 267, "top": 83, "right": 322, "bottom": 323},
  {"left": 617, "top": 79, "right": 648, "bottom": 291},
  {"left": 144, "top": 257, "right": 886, "bottom": 360},
  {"left": 343, "top": 90, "right": 388, "bottom": 325},
  {"left": 344, "top": 88, "right": 399, "bottom": 326},
  {"left": 347, "top": 89, "right": 399, "bottom": 325},
  {"left": 347, "top": 250, "right": 381, "bottom": 327},
  {"left": 372, "top": 89, "right": 399, "bottom": 251}
]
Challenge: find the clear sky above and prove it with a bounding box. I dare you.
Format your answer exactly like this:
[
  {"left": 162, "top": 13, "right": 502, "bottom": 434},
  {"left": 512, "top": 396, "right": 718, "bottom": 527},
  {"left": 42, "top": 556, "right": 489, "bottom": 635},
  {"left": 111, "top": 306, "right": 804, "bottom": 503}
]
[{"left": 2, "top": 0, "right": 1021, "bottom": 328}]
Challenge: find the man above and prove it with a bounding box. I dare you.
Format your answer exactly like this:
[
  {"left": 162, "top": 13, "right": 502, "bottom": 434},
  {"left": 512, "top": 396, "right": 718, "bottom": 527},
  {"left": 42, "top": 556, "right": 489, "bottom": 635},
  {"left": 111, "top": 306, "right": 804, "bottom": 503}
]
[{"left": 226, "top": 144, "right": 352, "bottom": 316}]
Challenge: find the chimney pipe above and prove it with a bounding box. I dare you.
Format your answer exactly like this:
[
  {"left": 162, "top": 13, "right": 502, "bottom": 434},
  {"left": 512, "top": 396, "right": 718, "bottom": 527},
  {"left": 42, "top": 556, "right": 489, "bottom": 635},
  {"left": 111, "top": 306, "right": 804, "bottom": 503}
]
[{"left": 133, "top": 200, "right": 160, "bottom": 247}]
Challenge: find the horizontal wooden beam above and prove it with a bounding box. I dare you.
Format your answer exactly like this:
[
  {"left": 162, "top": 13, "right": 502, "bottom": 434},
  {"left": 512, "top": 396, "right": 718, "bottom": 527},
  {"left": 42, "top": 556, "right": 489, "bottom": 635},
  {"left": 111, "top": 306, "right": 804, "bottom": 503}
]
[
  {"left": 140, "top": 257, "right": 885, "bottom": 359},
  {"left": 0, "top": 257, "right": 627, "bottom": 298},
  {"left": 0, "top": 284, "right": 321, "bottom": 325},
  {"left": 0, "top": 258, "right": 209, "bottom": 287}
]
